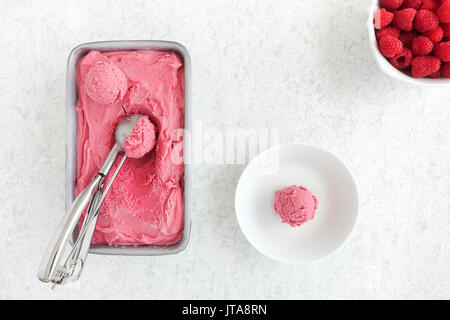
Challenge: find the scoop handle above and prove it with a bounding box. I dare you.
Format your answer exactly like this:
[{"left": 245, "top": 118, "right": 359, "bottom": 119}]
[
  {"left": 37, "top": 173, "right": 104, "bottom": 283},
  {"left": 38, "top": 144, "right": 122, "bottom": 284}
]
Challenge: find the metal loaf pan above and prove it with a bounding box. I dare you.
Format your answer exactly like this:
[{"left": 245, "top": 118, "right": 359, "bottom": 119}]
[{"left": 66, "top": 41, "right": 191, "bottom": 255}]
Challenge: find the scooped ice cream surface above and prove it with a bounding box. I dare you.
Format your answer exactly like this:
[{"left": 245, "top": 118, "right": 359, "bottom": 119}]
[{"left": 76, "top": 50, "right": 184, "bottom": 245}]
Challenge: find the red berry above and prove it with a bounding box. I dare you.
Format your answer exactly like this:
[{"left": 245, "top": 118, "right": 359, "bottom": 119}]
[
  {"left": 401, "top": 0, "right": 422, "bottom": 9},
  {"left": 411, "top": 36, "right": 434, "bottom": 54},
  {"left": 414, "top": 9, "right": 439, "bottom": 32},
  {"left": 393, "top": 8, "right": 417, "bottom": 30},
  {"left": 441, "top": 22, "right": 450, "bottom": 37},
  {"left": 399, "top": 31, "right": 419, "bottom": 47},
  {"left": 434, "top": 41, "right": 450, "bottom": 61},
  {"left": 421, "top": 0, "right": 440, "bottom": 11},
  {"left": 428, "top": 70, "right": 441, "bottom": 78},
  {"left": 389, "top": 48, "right": 413, "bottom": 69},
  {"left": 374, "top": 8, "right": 395, "bottom": 29},
  {"left": 379, "top": 35, "right": 404, "bottom": 57},
  {"left": 440, "top": 61, "right": 450, "bottom": 76},
  {"left": 437, "top": 1, "right": 450, "bottom": 23},
  {"left": 423, "top": 26, "right": 444, "bottom": 43},
  {"left": 381, "top": 0, "right": 405, "bottom": 10},
  {"left": 411, "top": 55, "right": 441, "bottom": 77},
  {"left": 376, "top": 26, "right": 401, "bottom": 39}
]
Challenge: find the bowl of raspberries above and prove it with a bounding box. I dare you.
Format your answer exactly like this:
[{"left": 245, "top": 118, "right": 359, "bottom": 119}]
[{"left": 369, "top": 0, "right": 450, "bottom": 85}]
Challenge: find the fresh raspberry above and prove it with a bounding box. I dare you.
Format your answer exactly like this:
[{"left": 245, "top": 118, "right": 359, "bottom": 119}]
[
  {"left": 411, "top": 55, "right": 441, "bottom": 77},
  {"left": 441, "top": 22, "right": 450, "bottom": 37},
  {"left": 440, "top": 61, "right": 450, "bottom": 76},
  {"left": 401, "top": 0, "right": 423, "bottom": 9},
  {"left": 423, "top": 26, "right": 444, "bottom": 43},
  {"left": 393, "top": 8, "right": 417, "bottom": 30},
  {"left": 411, "top": 36, "right": 434, "bottom": 54},
  {"left": 389, "top": 48, "right": 413, "bottom": 69},
  {"left": 379, "top": 35, "right": 404, "bottom": 57},
  {"left": 374, "top": 8, "right": 394, "bottom": 29},
  {"left": 437, "top": 1, "right": 450, "bottom": 23},
  {"left": 414, "top": 9, "right": 439, "bottom": 32},
  {"left": 421, "top": 0, "right": 440, "bottom": 11},
  {"left": 399, "top": 31, "right": 419, "bottom": 47},
  {"left": 381, "top": 0, "right": 405, "bottom": 10},
  {"left": 434, "top": 41, "right": 450, "bottom": 61},
  {"left": 376, "top": 26, "right": 401, "bottom": 39},
  {"left": 428, "top": 70, "right": 441, "bottom": 78}
]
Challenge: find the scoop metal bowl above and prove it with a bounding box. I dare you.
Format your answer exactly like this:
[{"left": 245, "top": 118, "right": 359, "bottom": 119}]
[{"left": 38, "top": 114, "right": 145, "bottom": 285}]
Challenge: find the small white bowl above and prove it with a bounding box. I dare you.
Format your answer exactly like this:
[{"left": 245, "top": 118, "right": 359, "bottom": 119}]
[
  {"left": 368, "top": 0, "right": 450, "bottom": 86},
  {"left": 234, "top": 143, "right": 359, "bottom": 264}
]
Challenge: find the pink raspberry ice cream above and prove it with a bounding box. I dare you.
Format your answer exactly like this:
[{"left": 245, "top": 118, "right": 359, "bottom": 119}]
[
  {"left": 84, "top": 61, "right": 128, "bottom": 105},
  {"left": 124, "top": 116, "right": 157, "bottom": 159},
  {"left": 76, "top": 50, "right": 185, "bottom": 246},
  {"left": 274, "top": 185, "right": 318, "bottom": 227}
]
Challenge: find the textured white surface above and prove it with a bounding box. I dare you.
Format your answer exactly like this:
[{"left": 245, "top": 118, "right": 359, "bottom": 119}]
[{"left": 0, "top": 0, "right": 449, "bottom": 299}]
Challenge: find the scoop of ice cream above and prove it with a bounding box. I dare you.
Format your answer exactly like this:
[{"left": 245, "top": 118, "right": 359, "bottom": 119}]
[
  {"left": 274, "top": 185, "right": 318, "bottom": 227},
  {"left": 85, "top": 61, "right": 127, "bottom": 104},
  {"left": 123, "top": 116, "right": 157, "bottom": 159}
]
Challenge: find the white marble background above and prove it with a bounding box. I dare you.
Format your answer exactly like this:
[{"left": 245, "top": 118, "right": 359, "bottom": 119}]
[{"left": 1, "top": 0, "right": 449, "bottom": 299}]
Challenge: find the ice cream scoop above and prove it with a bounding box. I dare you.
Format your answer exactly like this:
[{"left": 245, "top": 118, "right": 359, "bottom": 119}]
[
  {"left": 85, "top": 61, "right": 128, "bottom": 105},
  {"left": 39, "top": 114, "right": 155, "bottom": 285},
  {"left": 274, "top": 185, "right": 318, "bottom": 227}
]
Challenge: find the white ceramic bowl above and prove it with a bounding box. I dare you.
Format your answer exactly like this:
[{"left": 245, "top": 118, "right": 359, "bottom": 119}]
[
  {"left": 368, "top": 0, "right": 450, "bottom": 86},
  {"left": 234, "top": 143, "right": 359, "bottom": 264}
]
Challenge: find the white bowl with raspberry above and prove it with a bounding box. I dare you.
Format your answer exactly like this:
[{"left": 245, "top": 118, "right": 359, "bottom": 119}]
[{"left": 368, "top": 0, "right": 450, "bottom": 86}]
